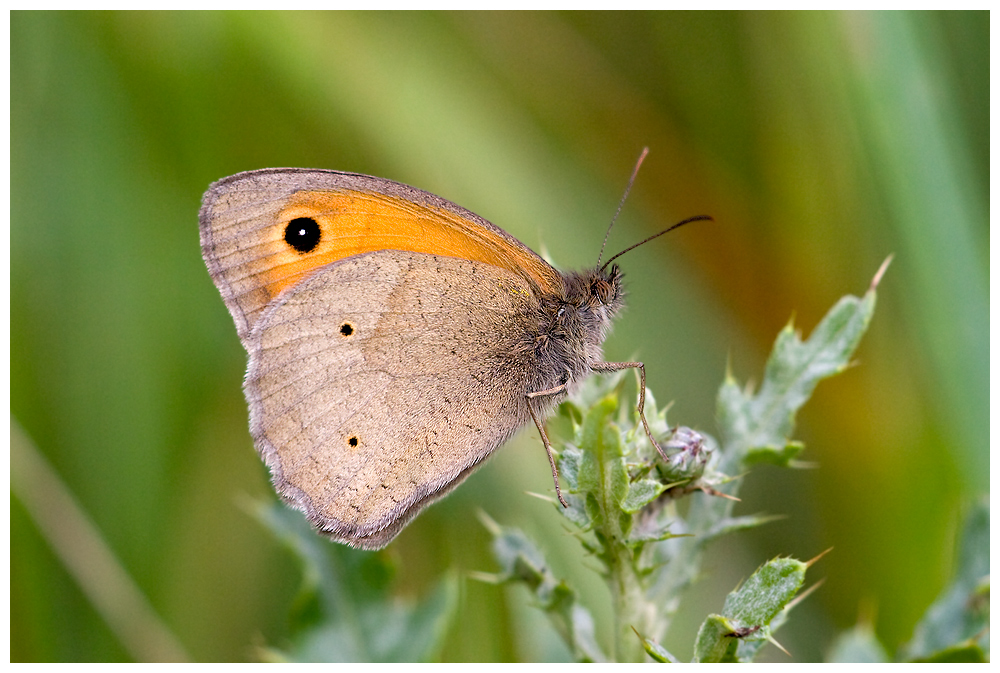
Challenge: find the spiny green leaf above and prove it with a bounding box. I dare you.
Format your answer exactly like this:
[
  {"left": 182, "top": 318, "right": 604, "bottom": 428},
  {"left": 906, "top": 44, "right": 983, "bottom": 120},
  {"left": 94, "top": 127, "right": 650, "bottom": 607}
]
[
  {"left": 701, "top": 513, "right": 785, "bottom": 542},
  {"left": 490, "top": 525, "right": 548, "bottom": 583},
  {"left": 571, "top": 394, "right": 632, "bottom": 541},
  {"left": 575, "top": 396, "right": 626, "bottom": 489},
  {"left": 621, "top": 479, "right": 668, "bottom": 513},
  {"left": 693, "top": 556, "right": 809, "bottom": 662},
  {"left": 910, "top": 641, "right": 988, "bottom": 663},
  {"left": 723, "top": 557, "right": 807, "bottom": 625},
  {"left": 717, "top": 285, "right": 878, "bottom": 469},
  {"left": 286, "top": 571, "right": 458, "bottom": 663},
  {"left": 743, "top": 441, "right": 805, "bottom": 467},
  {"left": 692, "top": 614, "right": 741, "bottom": 663},
  {"left": 558, "top": 398, "right": 585, "bottom": 426},
  {"left": 627, "top": 526, "right": 684, "bottom": 548},
  {"left": 826, "top": 623, "right": 890, "bottom": 663},
  {"left": 254, "top": 502, "right": 457, "bottom": 662},
  {"left": 632, "top": 627, "right": 679, "bottom": 663},
  {"left": 902, "top": 499, "right": 990, "bottom": 661},
  {"left": 558, "top": 445, "right": 583, "bottom": 489},
  {"left": 484, "top": 523, "right": 606, "bottom": 662}
]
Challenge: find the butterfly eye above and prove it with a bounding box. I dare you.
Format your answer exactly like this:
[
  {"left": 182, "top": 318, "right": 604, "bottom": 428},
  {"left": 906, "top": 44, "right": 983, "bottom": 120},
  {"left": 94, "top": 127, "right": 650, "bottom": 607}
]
[
  {"left": 284, "top": 217, "right": 321, "bottom": 253},
  {"left": 591, "top": 278, "right": 613, "bottom": 304}
]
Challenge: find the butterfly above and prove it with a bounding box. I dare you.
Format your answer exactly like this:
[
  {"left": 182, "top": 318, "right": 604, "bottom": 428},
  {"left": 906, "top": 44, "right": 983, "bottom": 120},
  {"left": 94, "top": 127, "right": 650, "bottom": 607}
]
[{"left": 199, "top": 149, "right": 707, "bottom": 548}]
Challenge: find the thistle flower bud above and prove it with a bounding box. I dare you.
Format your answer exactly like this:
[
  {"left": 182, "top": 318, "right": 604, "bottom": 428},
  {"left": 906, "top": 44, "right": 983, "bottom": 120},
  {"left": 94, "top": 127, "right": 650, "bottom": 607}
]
[{"left": 658, "top": 426, "right": 709, "bottom": 482}]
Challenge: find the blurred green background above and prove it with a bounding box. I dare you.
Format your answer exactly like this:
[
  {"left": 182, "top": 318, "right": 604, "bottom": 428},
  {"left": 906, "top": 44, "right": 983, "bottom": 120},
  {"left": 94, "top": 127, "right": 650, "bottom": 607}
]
[{"left": 11, "top": 11, "right": 988, "bottom": 662}]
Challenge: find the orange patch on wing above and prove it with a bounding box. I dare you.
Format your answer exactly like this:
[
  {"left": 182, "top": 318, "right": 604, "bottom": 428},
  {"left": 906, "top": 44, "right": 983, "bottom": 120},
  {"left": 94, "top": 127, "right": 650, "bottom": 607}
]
[{"left": 254, "top": 189, "right": 559, "bottom": 302}]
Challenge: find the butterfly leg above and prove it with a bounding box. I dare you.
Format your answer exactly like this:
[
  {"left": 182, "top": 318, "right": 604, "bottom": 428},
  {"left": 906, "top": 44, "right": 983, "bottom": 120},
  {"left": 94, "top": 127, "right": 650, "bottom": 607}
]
[
  {"left": 592, "top": 361, "right": 670, "bottom": 462},
  {"left": 526, "top": 384, "right": 570, "bottom": 508}
]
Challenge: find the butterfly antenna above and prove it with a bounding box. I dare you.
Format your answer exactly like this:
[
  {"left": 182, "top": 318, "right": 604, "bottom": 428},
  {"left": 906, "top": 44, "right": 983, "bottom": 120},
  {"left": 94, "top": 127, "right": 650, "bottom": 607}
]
[
  {"left": 600, "top": 214, "right": 714, "bottom": 272},
  {"left": 597, "top": 147, "right": 649, "bottom": 268}
]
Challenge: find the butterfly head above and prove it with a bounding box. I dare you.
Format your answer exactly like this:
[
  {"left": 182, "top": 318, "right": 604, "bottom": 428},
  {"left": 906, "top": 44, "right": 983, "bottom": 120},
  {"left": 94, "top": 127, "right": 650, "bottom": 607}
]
[
  {"left": 559, "top": 263, "right": 626, "bottom": 344},
  {"left": 588, "top": 263, "right": 623, "bottom": 308}
]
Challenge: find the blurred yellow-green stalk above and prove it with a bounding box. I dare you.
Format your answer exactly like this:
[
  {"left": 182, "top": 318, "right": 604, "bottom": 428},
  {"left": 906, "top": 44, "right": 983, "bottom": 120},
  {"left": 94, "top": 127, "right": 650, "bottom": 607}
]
[{"left": 11, "top": 11, "right": 988, "bottom": 662}]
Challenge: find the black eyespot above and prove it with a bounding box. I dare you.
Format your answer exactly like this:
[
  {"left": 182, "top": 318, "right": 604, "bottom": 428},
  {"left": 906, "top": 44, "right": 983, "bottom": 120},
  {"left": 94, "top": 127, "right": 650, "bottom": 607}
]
[
  {"left": 339, "top": 322, "right": 354, "bottom": 337},
  {"left": 284, "top": 217, "right": 321, "bottom": 253},
  {"left": 348, "top": 436, "right": 359, "bottom": 448}
]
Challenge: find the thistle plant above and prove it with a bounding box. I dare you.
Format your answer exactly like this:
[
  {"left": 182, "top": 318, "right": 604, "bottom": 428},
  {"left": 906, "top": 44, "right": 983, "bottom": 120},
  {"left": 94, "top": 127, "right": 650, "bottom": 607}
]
[{"left": 478, "top": 259, "right": 891, "bottom": 662}]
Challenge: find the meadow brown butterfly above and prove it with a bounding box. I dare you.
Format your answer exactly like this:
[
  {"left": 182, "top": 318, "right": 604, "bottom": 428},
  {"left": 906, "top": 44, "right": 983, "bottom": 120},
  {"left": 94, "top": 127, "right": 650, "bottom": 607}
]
[{"left": 199, "top": 150, "right": 707, "bottom": 549}]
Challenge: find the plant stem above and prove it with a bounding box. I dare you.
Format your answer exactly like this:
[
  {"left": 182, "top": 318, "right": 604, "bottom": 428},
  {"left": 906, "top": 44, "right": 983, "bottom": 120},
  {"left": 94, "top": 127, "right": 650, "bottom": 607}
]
[{"left": 609, "top": 541, "right": 647, "bottom": 662}]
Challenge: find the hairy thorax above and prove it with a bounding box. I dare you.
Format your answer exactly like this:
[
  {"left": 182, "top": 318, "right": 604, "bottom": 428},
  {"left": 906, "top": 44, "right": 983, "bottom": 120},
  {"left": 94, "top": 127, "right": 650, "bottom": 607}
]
[{"left": 520, "top": 264, "right": 626, "bottom": 399}]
